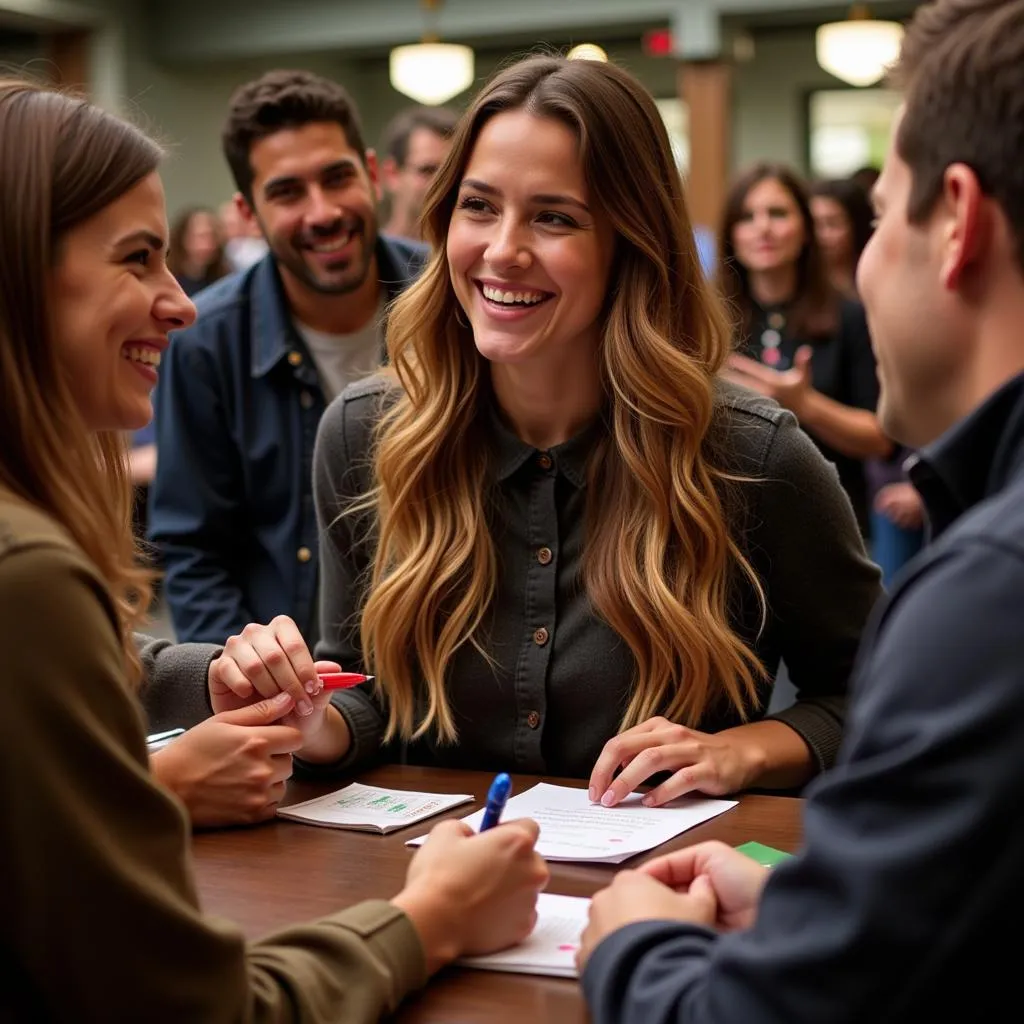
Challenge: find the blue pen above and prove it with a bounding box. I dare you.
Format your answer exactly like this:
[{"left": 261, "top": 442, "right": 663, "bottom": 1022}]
[{"left": 479, "top": 772, "right": 513, "bottom": 831}]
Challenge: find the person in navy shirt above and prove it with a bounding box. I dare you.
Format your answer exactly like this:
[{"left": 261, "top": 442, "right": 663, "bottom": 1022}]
[
  {"left": 149, "top": 70, "right": 426, "bottom": 644},
  {"left": 579, "top": 2, "right": 1024, "bottom": 1021}
]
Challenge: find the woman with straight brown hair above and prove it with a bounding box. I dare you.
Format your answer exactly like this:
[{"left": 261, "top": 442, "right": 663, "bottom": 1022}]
[
  {"left": 719, "top": 162, "right": 893, "bottom": 533},
  {"left": 166, "top": 204, "right": 231, "bottom": 296},
  {"left": 0, "top": 78, "right": 548, "bottom": 1021},
  {"left": 226, "top": 55, "right": 880, "bottom": 808}
]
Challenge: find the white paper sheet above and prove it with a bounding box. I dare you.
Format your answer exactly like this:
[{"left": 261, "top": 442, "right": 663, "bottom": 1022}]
[
  {"left": 457, "top": 893, "right": 589, "bottom": 977},
  {"left": 277, "top": 783, "right": 473, "bottom": 833},
  {"left": 407, "top": 782, "right": 736, "bottom": 862}
]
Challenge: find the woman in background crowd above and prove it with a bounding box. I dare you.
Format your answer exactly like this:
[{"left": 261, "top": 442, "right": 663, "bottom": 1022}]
[
  {"left": 809, "top": 176, "right": 875, "bottom": 297},
  {"left": 719, "top": 162, "right": 892, "bottom": 534},
  {"left": 167, "top": 205, "right": 230, "bottom": 296},
  {"left": 0, "top": 78, "right": 546, "bottom": 1021}
]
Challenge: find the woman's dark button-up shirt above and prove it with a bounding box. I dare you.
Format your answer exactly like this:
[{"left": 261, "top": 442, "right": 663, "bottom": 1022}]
[{"left": 311, "top": 376, "right": 882, "bottom": 783}]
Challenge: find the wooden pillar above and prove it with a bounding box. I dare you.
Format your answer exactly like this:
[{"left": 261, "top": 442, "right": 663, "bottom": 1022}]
[
  {"left": 679, "top": 60, "right": 732, "bottom": 236},
  {"left": 47, "top": 30, "right": 91, "bottom": 96}
]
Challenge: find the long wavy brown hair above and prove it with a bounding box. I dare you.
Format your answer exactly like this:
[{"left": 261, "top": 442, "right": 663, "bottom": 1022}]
[
  {"left": 359, "top": 55, "right": 766, "bottom": 743},
  {"left": 0, "top": 80, "right": 161, "bottom": 688}
]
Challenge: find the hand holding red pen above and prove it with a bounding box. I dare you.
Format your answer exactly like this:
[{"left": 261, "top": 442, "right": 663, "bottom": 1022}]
[
  {"left": 208, "top": 614, "right": 337, "bottom": 719},
  {"left": 206, "top": 614, "right": 356, "bottom": 765}
]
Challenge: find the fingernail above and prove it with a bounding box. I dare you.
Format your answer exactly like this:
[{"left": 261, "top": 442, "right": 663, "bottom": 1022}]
[
  {"left": 642, "top": 795, "right": 655, "bottom": 807},
  {"left": 298, "top": 698, "right": 314, "bottom": 716},
  {"left": 600, "top": 791, "right": 616, "bottom": 808},
  {"left": 304, "top": 679, "right": 319, "bottom": 695},
  {"left": 588, "top": 787, "right": 597, "bottom": 802}
]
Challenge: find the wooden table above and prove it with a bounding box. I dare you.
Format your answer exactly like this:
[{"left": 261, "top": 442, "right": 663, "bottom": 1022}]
[{"left": 192, "top": 765, "right": 803, "bottom": 1023}]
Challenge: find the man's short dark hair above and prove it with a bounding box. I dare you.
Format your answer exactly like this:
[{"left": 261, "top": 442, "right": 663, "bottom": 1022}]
[
  {"left": 222, "top": 69, "right": 367, "bottom": 201},
  {"left": 380, "top": 105, "right": 459, "bottom": 169},
  {"left": 893, "top": 0, "right": 1024, "bottom": 270}
]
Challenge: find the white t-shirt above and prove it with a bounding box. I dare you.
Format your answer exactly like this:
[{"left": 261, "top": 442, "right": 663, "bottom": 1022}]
[{"left": 295, "top": 296, "right": 386, "bottom": 403}]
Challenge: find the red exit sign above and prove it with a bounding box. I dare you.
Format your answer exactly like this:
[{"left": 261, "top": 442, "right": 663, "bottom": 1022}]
[{"left": 643, "top": 28, "right": 673, "bottom": 56}]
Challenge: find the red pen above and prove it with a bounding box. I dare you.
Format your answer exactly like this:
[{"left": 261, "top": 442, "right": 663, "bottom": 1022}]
[{"left": 317, "top": 672, "right": 374, "bottom": 691}]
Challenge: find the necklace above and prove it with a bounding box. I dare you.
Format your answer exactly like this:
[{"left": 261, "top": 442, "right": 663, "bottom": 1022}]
[{"left": 759, "top": 309, "right": 787, "bottom": 367}]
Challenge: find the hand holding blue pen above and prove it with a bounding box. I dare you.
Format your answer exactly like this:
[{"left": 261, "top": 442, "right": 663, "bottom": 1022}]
[{"left": 479, "top": 772, "right": 513, "bottom": 831}]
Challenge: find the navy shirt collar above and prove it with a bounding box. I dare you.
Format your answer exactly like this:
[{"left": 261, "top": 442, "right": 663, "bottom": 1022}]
[
  {"left": 909, "top": 370, "right": 1024, "bottom": 537},
  {"left": 249, "top": 234, "right": 426, "bottom": 379}
]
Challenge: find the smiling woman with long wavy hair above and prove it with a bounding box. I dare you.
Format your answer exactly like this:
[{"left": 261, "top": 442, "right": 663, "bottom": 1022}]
[
  {"left": 305, "top": 54, "right": 881, "bottom": 807},
  {"left": 0, "top": 76, "right": 553, "bottom": 1020}
]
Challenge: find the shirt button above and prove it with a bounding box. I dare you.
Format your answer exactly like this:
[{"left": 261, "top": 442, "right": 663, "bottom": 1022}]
[
  {"left": 297, "top": 546, "right": 312, "bottom": 563},
  {"left": 288, "top": 351, "right": 303, "bottom": 367},
  {"left": 537, "top": 546, "right": 553, "bottom": 565},
  {"left": 526, "top": 710, "right": 541, "bottom": 729},
  {"left": 537, "top": 453, "right": 553, "bottom": 471},
  {"left": 533, "top": 626, "right": 549, "bottom": 646},
  {"left": 300, "top": 390, "right": 314, "bottom": 409}
]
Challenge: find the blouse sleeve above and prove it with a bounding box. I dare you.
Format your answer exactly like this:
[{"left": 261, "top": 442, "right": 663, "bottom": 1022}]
[
  {"left": 838, "top": 298, "right": 881, "bottom": 412},
  {"left": 309, "top": 383, "right": 396, "bottom": 775},
  {"left": 756, "top": 412, "right": 883, "bottom": 769}
]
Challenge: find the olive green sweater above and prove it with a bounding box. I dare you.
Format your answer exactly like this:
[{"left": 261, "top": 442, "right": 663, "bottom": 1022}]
[{"left": 0, "top": 490, "right": 426, "bottom": 1021}]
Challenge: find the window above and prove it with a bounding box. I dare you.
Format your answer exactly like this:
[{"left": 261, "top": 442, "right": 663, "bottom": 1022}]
[
  {"left": 655, "top": 97, "right": 690, "bottom": 175},
  {"left": 808, "top": 87, "right": 902, "bottom": 178}
]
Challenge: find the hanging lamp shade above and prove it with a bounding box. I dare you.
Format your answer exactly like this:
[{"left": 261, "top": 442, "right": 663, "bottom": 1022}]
[
  {"left": 389, "top": 42, "right": 474, "bottom": 105},
  {"left": 566, "top": 43, "right": 608, "bottom": 62},
  {"left": 816, "top": 9, "right": 904, "bottom": 87}
]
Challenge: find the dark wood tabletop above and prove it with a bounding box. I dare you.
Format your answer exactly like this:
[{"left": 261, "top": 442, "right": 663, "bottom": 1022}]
[{"left": 192, "top": 765, "right": 803, "bottom": 1024}]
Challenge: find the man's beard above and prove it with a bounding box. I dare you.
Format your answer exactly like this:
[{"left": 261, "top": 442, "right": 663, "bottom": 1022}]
[{"left": 263, "top": 215, "right": 378, "bottom": 296}]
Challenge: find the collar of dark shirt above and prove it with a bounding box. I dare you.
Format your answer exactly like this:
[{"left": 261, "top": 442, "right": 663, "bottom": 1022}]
[
  {"left": 249, "top": 234, "right": 427, "bottom": 378},
  {"left": 908, "top": 369, "right": 1024, "bottom": 538},
  {"left": 487, "top": 400, "right": 606, "bottom": 489}
]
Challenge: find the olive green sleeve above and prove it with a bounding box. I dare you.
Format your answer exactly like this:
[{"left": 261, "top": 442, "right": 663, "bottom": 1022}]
[{"left": 0, "top": 535, "right": 426, "bottom": 1023}]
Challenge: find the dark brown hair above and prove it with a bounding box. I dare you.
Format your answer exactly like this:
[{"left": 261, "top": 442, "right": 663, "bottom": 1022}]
[
  {"left": 222, "top": 69, "right": 367, "bottom": 202},
  {"left": 810, "top": 176, "right": 876, "bottom": 270},
  {"left": 893, "top": 0, "right": 1024, "bottom": 270},
  {"left": 0, "top": 78, "right": 161, "bottom": 687},
  {"left": 167, "top": 206, "right": 230, "bottom": 288},
  {"left": 380, "top": 105, "right": 459, "bottom": 168},
  {"left": 717, "top": 162, "right": 839, "bottom": 342}
]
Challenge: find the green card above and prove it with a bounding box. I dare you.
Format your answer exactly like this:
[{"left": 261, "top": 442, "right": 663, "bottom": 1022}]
[{"left": 735, "top": 841, "right": 794, "bottom": 868}]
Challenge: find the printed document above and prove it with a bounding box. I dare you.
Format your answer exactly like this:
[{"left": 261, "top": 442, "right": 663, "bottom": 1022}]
[
  {"left": 457, "top": 893, "right": 589, "bottom": 977},
  {"left": 277, "top": 783, "right": 473, "bottom": 833},
  {"left": 408, "top": 782, "right": 736, "bottom": 862}
]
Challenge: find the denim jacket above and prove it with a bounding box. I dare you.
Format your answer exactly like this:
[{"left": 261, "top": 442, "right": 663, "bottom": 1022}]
[{"left": 148, "top": 235, "right": 428, "bottom": 643}]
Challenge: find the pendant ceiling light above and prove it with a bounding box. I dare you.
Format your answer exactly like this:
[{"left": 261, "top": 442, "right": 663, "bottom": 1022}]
[
  {"left": 816, "top": 4, "right": 904, "bottom": 87},
  {"left": 389, "top": 0, "right": 474, "bottom": 105},
  {"left": 566, "top": 43, "right": 608, "bottom": 62}
]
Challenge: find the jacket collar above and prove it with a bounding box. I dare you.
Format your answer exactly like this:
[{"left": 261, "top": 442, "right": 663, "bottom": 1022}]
[
  {"left": 909, "top": 370, "right": 1024, "bottom": 537},
  {"left": 250, "top": 234, "right": 427, "bottom": 379}
]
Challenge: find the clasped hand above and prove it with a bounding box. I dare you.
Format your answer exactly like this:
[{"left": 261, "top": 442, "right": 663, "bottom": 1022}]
[{"left": 576, "top": 841, "right": 769, "bottom": 972}]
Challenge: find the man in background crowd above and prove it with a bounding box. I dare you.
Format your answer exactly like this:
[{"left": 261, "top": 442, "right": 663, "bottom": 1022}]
[
  {"left": 379, "top": 104, "right": 459, "bottom": 241},
  {"left": 150, "top": 70, "right": 427, "bottom": 644},
  {"left": 217, "top": 197, "right": 269, "bottom": 271}
]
